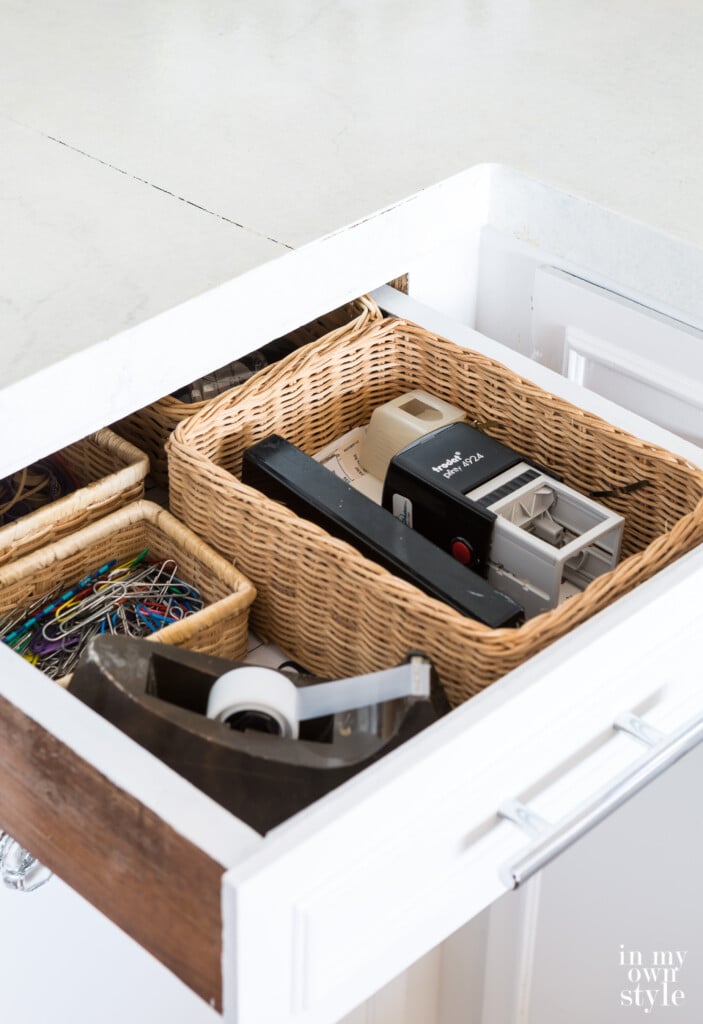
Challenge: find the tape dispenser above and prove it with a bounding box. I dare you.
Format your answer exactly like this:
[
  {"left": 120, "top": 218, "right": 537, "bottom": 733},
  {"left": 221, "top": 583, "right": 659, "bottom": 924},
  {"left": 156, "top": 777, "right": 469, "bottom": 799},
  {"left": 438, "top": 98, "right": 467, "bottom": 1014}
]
[{"left": 69, "top": 636, "right": 449, "bottom": 834}]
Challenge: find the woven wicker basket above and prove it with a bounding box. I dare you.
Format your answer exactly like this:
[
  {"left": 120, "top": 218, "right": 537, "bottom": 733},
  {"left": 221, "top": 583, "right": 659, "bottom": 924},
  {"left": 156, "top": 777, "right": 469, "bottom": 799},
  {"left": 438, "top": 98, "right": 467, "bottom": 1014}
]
[
  {"left": 0, "top": 429, "right": 149, "bottom": 568},
  {"left": 387, "top": 275, "right": 409, "bottom": 294},
  {"left": 114, "top": 294, "right": 382, "bottom": 488},
  {"left": 167, "top": 317, "right": 703, "bottom": 706},
  {"left": 0, "top": 499, "right": 256, "bottom": 685}
]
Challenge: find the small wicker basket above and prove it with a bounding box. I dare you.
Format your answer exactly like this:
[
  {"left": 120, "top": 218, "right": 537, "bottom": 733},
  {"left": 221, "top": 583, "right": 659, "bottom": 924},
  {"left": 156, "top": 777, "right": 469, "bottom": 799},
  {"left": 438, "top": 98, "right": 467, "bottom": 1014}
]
[
  {"left": 167, "top": 317, "right": 703, "bottom": 706},
  {"left": 0, "top": 499, "right": 256, "bottom": 685},
  {"left": 113, "top": 294, "right": 382, "bottom": 487},
  {"left": 0, "top": 429, "right": 149, "bottom": 568}
]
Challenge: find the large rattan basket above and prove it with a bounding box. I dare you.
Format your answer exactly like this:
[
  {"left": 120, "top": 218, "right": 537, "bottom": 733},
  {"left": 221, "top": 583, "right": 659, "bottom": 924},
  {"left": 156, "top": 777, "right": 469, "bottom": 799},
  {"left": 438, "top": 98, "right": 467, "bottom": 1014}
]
[
  {"left": 167, "top": 317, "right": 703, "bottom": 706},
  {"left": 0, "top": 429, "right": 149, "bottom": 568},
  {"left": 114, "top": 294, "right": 382, "bottom": 487}
]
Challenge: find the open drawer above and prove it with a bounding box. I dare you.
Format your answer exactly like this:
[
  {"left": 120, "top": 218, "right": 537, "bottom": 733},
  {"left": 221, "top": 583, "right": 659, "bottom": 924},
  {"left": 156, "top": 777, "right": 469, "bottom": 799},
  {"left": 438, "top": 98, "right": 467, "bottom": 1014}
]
[{"left": 1, "top": 166, "right": 702, "bottom": 1023}]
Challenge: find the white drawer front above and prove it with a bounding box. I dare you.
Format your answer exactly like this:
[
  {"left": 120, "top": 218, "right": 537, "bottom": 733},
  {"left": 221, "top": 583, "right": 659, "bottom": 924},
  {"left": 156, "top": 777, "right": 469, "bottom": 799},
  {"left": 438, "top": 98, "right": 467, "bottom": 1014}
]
[{"left": 223, "top": 549, "right": 703, "bottom": 1024}]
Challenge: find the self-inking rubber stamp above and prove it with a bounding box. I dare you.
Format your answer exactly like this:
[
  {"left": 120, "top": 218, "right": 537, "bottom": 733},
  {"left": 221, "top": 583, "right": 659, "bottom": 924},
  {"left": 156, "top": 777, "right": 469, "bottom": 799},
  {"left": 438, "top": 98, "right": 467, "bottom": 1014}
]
[
  {"left": 377, "top": 406, "right": 624, "bottom": 618},
  {"left": 350, "top": 390, "right": 624, "bottom": 617}
]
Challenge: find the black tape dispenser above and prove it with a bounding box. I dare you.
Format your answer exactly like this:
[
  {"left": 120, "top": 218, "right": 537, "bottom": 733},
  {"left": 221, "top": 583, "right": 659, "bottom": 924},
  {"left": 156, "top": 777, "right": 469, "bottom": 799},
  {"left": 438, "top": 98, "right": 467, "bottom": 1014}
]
[{"left": 69, "top": 636, "right": 449, "bottom": 834}]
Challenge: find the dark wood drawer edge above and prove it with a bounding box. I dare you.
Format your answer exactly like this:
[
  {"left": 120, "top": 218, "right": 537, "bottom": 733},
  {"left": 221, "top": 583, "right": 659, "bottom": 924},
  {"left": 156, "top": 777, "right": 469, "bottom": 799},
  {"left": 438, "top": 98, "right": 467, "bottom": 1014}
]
[{"left": 0, "top": 691, "right": 223, "bottom": 1010}]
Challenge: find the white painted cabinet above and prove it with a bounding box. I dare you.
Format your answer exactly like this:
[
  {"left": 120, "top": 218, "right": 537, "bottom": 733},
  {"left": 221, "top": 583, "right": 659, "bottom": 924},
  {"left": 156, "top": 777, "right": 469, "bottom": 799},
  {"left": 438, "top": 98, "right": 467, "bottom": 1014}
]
[
  {"left": 1, "top": 167, "right": 702, "bottom": 1023},
  {"left": 518, "top": 741, "right": 703, "bottom": 1023},
  {"left": 531, "top": 267, "right": 703, "bottom": 447},
  {"left": 362, "top": 741, "right": 703, "bottom": 1024}
]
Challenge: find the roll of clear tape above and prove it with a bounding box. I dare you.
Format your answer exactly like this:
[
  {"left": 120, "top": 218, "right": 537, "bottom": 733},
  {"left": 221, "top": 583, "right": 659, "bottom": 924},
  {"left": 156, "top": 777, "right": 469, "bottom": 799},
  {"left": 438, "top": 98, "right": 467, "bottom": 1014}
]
[
  {"left": 206, "top": 661, "right": 431, "bottom": 740},
  {"left": 207, "top": 667, "right": 301, "bottom": 738}
]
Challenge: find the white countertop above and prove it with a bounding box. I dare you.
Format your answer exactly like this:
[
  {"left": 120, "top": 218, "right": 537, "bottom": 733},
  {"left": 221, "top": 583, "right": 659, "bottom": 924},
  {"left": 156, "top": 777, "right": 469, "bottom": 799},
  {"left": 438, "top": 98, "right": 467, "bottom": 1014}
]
[{"left": 2, "top": 0, "right": 702, "bottom": 455}]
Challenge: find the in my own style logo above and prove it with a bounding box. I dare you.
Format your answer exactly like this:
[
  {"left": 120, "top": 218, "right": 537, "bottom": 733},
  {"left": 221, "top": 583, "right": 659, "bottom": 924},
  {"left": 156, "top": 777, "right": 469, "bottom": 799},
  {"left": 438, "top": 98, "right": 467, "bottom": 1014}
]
[{"left": 619, "top": 946, "right": 687, "bottom": 1013}]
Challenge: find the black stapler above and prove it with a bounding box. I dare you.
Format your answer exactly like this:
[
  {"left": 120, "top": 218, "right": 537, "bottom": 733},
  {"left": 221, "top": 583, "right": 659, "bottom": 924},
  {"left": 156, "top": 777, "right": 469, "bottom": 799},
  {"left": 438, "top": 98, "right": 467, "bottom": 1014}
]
[{"left": 69, "top": 636, "right": 449, "bottom": 834}]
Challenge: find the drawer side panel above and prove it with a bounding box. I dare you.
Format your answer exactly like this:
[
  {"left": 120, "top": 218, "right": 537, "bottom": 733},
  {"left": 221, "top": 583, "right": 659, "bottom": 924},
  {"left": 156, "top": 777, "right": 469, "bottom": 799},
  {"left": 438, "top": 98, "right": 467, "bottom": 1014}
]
[{"left": 0, "top": 692, "right": 224, "bottom": 1010}]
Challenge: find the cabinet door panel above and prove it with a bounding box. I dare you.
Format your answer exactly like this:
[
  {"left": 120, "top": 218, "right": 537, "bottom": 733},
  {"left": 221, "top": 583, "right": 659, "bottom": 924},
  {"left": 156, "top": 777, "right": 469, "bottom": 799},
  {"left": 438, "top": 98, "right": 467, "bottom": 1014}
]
[{"left": 531, "top": 267, "right": 703, "bottom": 445}]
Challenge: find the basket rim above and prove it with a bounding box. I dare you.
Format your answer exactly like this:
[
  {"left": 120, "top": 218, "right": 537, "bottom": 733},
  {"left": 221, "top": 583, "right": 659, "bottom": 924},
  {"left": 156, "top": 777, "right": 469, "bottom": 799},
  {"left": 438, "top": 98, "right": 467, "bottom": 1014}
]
[
  {"left": 1, "top": 498, "right": 256, "bottom": 691},
  {"left": 149, "top": 293, "right": 382, "bottom": 418},
  {"left": 0, "top": 427, "right": 149, "bottom": 551},
  {"left": 171, "top": 317, "right": 703, "bottom": 475},
  {"left": 0, "top": 498, "right": 256, "bottom": 609}
]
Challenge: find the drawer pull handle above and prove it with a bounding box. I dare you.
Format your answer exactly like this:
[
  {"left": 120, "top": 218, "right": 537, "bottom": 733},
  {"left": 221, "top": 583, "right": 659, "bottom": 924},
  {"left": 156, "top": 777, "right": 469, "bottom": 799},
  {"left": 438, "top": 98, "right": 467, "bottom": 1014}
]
[
  {"left": 613, "top": 711, "right": 665, "bottom": 747},
  {"left": 498, "top": 799, "right": 550, "bottom": 838},
  {"left": 0, "top": 832, "right": 52, "bottom": 893},
  {"left": 499, "top": 711, "right": 703, "bottom": 888}
]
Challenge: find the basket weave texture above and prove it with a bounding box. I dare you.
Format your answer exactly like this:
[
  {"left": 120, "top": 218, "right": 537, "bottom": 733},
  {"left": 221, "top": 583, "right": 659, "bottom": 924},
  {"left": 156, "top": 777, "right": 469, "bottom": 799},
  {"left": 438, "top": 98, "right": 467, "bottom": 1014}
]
[
  {"left": 0, "top": 429, "right": 148, "bottom": 568},
  {"left": 0, "top": 499, "right": 256, "bottom": 684},
  {"left": 387, "top": 275, "right": 409, "bottom": 293},
  {"left": 167, "top": 317, "right": 703, "bottom": 706},
  {"left": 113, "top": 295, "right": 381, "bottom": 487}
]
